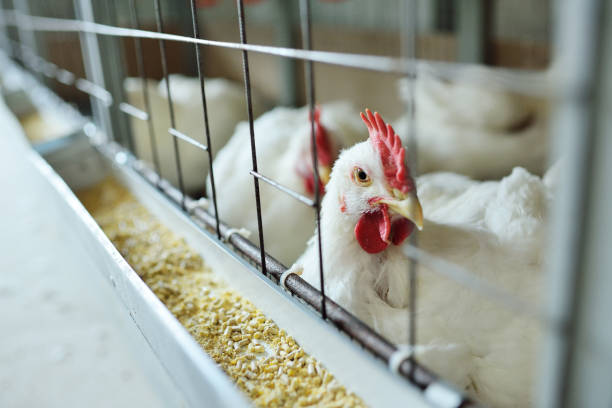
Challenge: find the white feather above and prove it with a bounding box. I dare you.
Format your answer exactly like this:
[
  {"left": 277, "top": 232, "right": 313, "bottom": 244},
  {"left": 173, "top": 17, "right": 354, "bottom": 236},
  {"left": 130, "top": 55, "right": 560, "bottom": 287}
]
[
  {"left": 295, "top": 136, "right": 551, "bottom": 406},
  {"left": 394, "top": 69, "right": 549, "bottom": 179}
]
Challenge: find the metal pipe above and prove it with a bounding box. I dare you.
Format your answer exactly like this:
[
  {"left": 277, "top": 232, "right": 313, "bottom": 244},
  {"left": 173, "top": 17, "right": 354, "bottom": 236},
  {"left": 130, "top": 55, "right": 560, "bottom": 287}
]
[{"left": 0, "top": 11, "right": 552, "bottom": 97}]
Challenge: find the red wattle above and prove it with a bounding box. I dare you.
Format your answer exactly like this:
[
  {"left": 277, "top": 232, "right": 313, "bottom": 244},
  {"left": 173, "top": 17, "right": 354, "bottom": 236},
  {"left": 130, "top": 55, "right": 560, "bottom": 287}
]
[
  {"left": 391, "top": 218, "right": 414, "bottom": 245},
  {"left": 355, "top": 205, "right": 415, "bottom": 253},
  {"left": 354, "top": 205, "right": 391, "bottom": 254}
]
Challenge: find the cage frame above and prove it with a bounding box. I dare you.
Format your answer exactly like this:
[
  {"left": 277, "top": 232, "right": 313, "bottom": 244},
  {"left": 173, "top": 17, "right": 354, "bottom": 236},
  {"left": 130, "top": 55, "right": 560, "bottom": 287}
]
[{"left": 1, "top": 0, "right": 611, "bottom": 407}]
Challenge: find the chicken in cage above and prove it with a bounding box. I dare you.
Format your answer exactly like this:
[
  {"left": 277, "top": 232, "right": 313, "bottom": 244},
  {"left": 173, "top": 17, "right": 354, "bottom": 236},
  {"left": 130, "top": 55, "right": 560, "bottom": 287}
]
[{"left": 0, "top": 0, "right": 611, "bottom": 408}]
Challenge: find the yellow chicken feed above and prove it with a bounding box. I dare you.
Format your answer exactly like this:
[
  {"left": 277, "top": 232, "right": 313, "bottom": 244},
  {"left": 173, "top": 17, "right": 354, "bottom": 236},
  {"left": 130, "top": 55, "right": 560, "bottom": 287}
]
[{"left": 77, "top": 178, "right": 365, "bottom": 407}]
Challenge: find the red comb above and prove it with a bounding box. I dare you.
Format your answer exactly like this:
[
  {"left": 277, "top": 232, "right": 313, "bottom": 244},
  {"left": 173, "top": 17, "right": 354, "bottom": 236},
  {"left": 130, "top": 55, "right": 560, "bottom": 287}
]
[
  {"left": 310, "top": 106, "right": 333, "bottom": 166},
  {"left": 360, "top": 108, "right": 413, "bottom": 194}
]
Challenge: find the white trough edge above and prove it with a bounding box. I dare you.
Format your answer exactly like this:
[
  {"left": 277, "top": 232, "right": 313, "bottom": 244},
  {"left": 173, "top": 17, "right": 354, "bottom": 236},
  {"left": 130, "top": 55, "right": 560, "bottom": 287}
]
[{"left": 28, "top": 149, "right": 251, "bottom": 408}]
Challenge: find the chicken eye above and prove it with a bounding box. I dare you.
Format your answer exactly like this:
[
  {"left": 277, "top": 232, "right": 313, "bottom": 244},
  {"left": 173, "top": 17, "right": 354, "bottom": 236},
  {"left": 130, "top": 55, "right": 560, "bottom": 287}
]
[{"left": 353, "top": 167, "right": 372, "bottom": 186}]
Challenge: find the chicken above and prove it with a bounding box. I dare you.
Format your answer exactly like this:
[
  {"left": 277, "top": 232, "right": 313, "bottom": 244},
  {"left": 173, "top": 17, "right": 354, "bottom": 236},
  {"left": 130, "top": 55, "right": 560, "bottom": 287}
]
[
  {"left": 207, "top": 102, "right": 366, "bottom": 266},
  {"left": 294, "top": 109, "right": 550, "bottom": 407},
  {"left": 394, "top": 69, "right": 549, "bottom": 179},
  {"left": 124, "top": 74, "right": 267, "bottom": 193}
]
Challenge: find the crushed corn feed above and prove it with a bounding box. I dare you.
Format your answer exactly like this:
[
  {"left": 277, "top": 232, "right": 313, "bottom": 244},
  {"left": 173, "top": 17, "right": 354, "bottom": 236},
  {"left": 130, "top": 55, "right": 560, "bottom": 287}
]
[{"left": 77, "top": 178, "right": 366, "bottom": 408}]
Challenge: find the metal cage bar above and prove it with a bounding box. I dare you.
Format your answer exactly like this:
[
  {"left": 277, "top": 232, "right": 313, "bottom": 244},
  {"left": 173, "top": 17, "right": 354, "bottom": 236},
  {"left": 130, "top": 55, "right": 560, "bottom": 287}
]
[
  {"left": 235, "top": 0, "right": 268, "bottom": 277},
  {"left": 153, "top": 0, "right": 186, "bottom": 209},
  {"left": 119, "top": 102, "right": 148, "bottom": 121},
  {"left": 188, "top": 0, "right": 221, "bottom": 240},
  {"left": 168, "top": 127, "right": 209, "bottom": 152},
  {"left": 101, "top": 0, "right": 135, "bottom": 154},
  {"left": 73, "top": 0, "right": 113, "bottom": 142},
  {"left": 401, "top": 0, "right": 420, "bottom": 379},
  {"left": 250, "top": 170, "right": 315, "bottom": 207},
  {"left": 127, "top": 0, "right": 162, "bottom": 181},
  {"left": 299, "top": 0, "right": 326, "bottom": 320},
  {"left": 538, "top": 0, "right": 612, "bottom": 407}
]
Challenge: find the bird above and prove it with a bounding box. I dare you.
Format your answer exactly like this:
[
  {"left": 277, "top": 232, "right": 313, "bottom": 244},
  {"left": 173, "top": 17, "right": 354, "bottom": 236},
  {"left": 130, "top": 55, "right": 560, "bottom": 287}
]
[
  {"left": 393, "top": 68, "right": 549, "bottom": 180},
  {"left": 293, "top": 109, "right": 550, "bottom": 407},
  {"left": 124, "top": 74, "right": 267, "bottom": 193},
  {"left": 207, "top": 101, "right": 366, "bottom": 266}
]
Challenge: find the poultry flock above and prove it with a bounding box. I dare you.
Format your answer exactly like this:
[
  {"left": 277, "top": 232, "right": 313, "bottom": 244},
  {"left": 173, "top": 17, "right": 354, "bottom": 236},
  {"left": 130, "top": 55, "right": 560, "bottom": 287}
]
[{"left": 123, "top": 71, "right": 551, "bottom": 407}]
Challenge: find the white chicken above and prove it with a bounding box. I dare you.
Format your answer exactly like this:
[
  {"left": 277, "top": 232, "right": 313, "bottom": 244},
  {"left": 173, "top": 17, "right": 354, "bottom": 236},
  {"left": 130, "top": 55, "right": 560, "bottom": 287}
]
[
  {"left": 124, "top": 74, "right": 267, "bottom": 193},
  {"left": 207, "top": 102, "right": 366, "bottom": 266},
  {"left": 294, "top": 109, "right": 550, "bottom": 407},
  {"left": 394, "top": 69, "right": 549, "bottom": 179}
]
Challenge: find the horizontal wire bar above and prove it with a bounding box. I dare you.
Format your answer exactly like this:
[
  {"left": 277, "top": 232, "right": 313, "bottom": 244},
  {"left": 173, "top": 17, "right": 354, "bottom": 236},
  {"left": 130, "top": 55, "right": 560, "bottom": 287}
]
[
  {"left": 56, "top": 68, "right": 75, "bottom": 85},
  {"left": 75, "top": 77, "right": 113, "bottom": 106},
  {"left": 42, "top": 60, "right": 56, "bottom": 77},
  {"left": 249, "top": 170, "right": 315, "bottom": 207},
  {"left": 401, "top": 243, "right": 560, "bottom": 328},
  {"left": 119, "top": 102, "right": 148, "bottom": 121},
  {"left": 0, "top": 10, "right": 553, "bottom": 97},
  {"left": 6, "top": 39, "right": 114, "bottom": 108},
  {"left": 168, "top": 127, "right": 208, "bottom": 151}
]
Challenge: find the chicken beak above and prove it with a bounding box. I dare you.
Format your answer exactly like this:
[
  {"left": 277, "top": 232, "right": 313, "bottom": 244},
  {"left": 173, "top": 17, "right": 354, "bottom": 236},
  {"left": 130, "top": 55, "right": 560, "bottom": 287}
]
[
  {"left": 318, "top": 164, "right": 331, "bottom": 186},
  {"left": 380, "top": 190, "right": 424, "bottom": 231}
]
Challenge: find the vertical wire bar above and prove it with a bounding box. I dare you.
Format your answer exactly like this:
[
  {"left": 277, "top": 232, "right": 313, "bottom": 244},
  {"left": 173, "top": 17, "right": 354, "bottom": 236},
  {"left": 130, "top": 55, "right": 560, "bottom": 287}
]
[
  {"left": 0, "top": 2, "right": 10, "bottom": 56},
  {"left": 8, "top": 0, "right": 23, "bottom": 63},
  {"left": 539, "top": 0, "right": 605, "bottom": 406},
  {"left": 128, "top": 0, "right": 162, "bottom": 183},
  {"left": 401, "top": 0, "right": 419, "bottom": 379},
  {"left": 277, "top": 0, "right": 298, "bottom": 106},
  {"left": 299, "top": 0, "right": 326, "bottom": 319},
  {"left": 188, "top": 0, "right": 221, "bottom": 240},
  {"left": 73, "top": 0, "right": 113, "bottom": 142},
  {"left": 154, "top": 0, "right": 186, "bottom": 208},
  {"left": 235, "top": 0, "right": 267, "bottom": 277},
  {"left": 13, "top": 0, "right": 39, "bottom": 80},
  {"left": 3, "top": 0, "right": 15, "bottom": 59},
  {"left": 106, "top": 0, "right": 136, "bottom": 155}
]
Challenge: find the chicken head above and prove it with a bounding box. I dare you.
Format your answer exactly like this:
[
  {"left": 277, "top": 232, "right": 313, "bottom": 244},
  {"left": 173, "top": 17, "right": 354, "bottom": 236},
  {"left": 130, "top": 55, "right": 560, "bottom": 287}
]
[{"left": 329, "top": 109, "right": 423, "bottom": 254}]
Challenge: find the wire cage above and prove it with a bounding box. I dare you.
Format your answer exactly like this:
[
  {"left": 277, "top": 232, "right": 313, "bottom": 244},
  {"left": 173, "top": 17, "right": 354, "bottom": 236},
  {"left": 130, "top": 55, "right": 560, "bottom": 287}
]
[{"left": 1, "top": 0, "right": 611, "bottom": 407}]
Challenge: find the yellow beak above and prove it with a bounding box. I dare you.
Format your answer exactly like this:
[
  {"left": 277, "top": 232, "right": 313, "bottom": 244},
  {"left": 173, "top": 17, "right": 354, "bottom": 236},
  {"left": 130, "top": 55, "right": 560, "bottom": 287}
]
[{"left": 379, "top": 190, "right": 424, "bottom": 231}]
